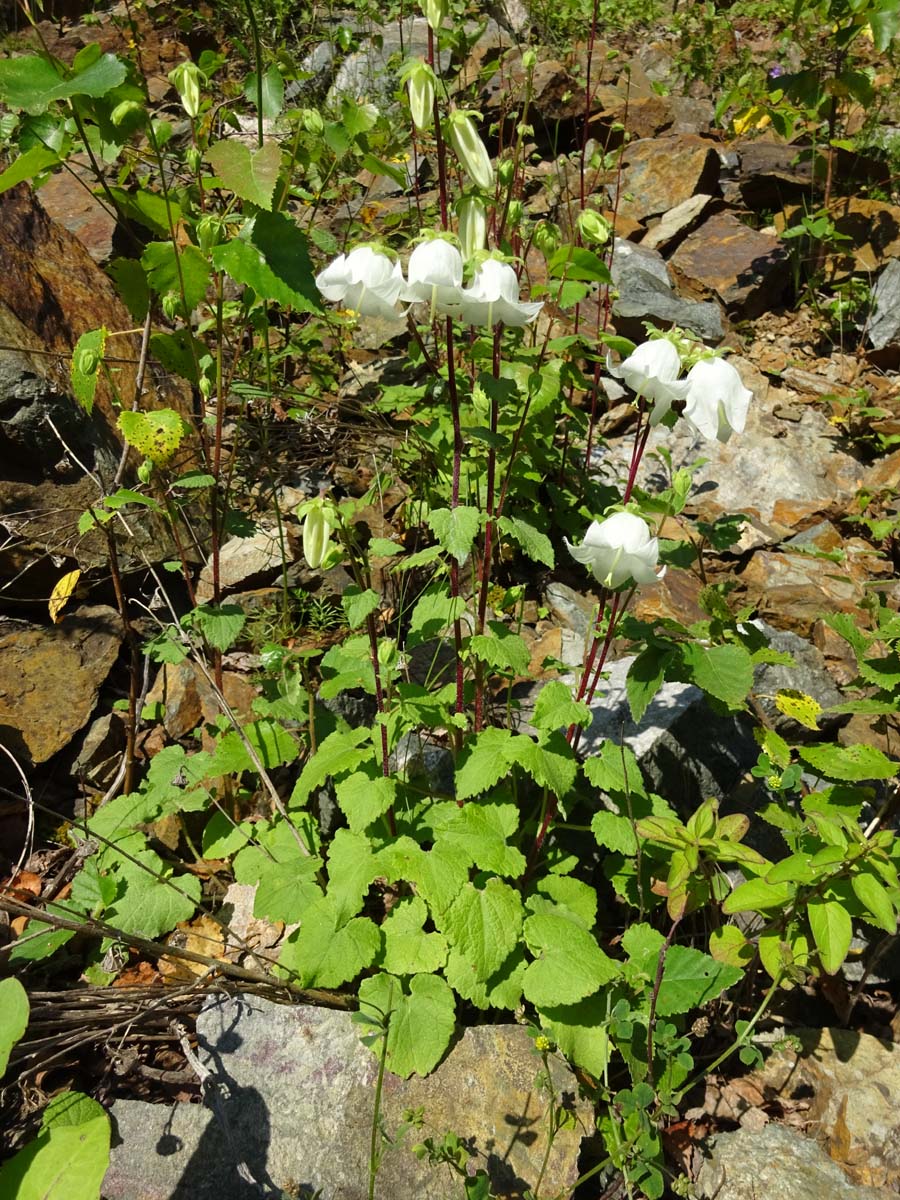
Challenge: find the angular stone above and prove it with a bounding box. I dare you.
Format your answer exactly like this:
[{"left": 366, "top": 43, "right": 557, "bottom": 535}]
[
  {"left": 736, "top": 550, "right": 869, "bottom": 636},
  {"left": 750, "top": 621, "right": 847, "bottom": 739},
  {"left": 694, "top": 1123, "right": 888, "bottom": 1200},
  {"left": 670, "top": 211, "right": 790, "bottom": 317},
  {"left": 145, "top": 661, "right": 258, "bottom": 741},
  {"left": 103, "top": 995, "right": 590, "bottom": 1200},
  {"left": 746, "top": 1029, "right": 900, "bottom": 1192},
  {"left": 610, "top": 238, "right": 724, "bottom": 342},
  {"left": 196, "top": 527, "right": 289, "bottom": 602},
  {"left": 0, "top": 605, "right": 122, "bottom": 763},
  {"left": 642, "top": 192, "right": 714, "bottom": 252},
  {"left": 36, "top": 157, "right": 116, "bottom": 264},
  {"left": 868, "top": 258, "right": 900, "bottom": 350},
  {"left": 613, "top": 134, "right": 721, "bottom": 223}
]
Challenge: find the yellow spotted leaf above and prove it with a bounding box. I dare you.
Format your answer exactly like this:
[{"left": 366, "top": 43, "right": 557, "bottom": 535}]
[
  {"left": 49, "top": 569, "right": 81, "bottom": 624},
  {"left": 774, "top": 688, "right": 822, "bottom": 731},
  {"left": 732, "top": 105, "right": 772, "bottom": 136},
  {"left": 118, "top": 409, "right": 187, "bottom": 465}
]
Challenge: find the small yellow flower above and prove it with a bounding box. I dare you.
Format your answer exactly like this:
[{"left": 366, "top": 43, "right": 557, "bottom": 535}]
[{"left": 535, "top": 1035, "right": 552, "bottom": 1052}]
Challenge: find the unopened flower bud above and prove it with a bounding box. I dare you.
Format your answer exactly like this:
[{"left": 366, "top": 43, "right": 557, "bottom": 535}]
[
  {"left": 161, "top": 293, "right": 182, "bottom": 322},
  {"left": 405, "top": 60, "right": 435, "bottom": 132},
  {"left": 497, "top": 157, "right": 516, "bottom": 187},
  {"left": 457, "top": 194, "right": 486, "bottom": 260},
  {"left": 198, "top": 375, "right": 212, "bottom": 399},
  {"left": 446, "top": 110, "right": 493, "bottom": 192},
  {"left": 301, "top": 501, "right": 334, "bottom": 569},
  {"left": 533, "top": 220, "right": 560, "bottom": 257},
  {"left": 423, "top": 0, "right": 447, "bottom": 31},
  {"left": 507, "top": 199, "right": 524, "bottom": 226},
  {"left": 196, "top": 214, "right": 224, "bottom": 253},
  {"left": 522, "top": 48, "right": 537, "bottom": 71},
  {"left": 110, "top": 99, "right": 144, "bottom": 128},
  {"left": 577, "top": 208, "right": 611, "bottom": 246},
  {"left": 185, "top": 145, "right": 202, "bottom": 175},
  {"left": 168, "top": 61, "right": 203, "bottom": 120},
  {"left": 301, "top": 107, "right": 324, "bottom": 135}
]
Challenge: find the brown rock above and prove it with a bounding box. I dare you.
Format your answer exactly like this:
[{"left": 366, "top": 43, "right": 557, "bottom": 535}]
[
  {"left": 196, "top": 527, "right": 291, "bottom": 602},
  {"left": 613, "top": 134, "right": 720, "bottom": 223},
  {"left": 146, "top": 661, "right": 258, "bottom": 741},
  {"left": 736, "top": 550, "right": 869, "bottom": 635},
  {"left": 642, "top": 193, "right": 715, "bottom": 252},
  {"left": 0, "top": 605, "right": 122, "bottom": 763},
  {"left": 670, "top": 211, "right": 789, "bottom": 317},
  {"left": 36, "top": 157, "right": 116, "bottom": 264}
]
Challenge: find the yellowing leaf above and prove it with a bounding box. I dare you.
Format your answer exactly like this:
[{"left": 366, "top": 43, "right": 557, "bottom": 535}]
[
  {"left": 775, "top": 688, "right": 822, "bottom": 730},
  {"left": 732, "top": 105, "right": 772, "bottom": 136},
  {"left": 118, "top": 409, "right": 187, "bottom": 465},
  {"left": 49, "top": 569, "right": 81, "bottom": 624}
]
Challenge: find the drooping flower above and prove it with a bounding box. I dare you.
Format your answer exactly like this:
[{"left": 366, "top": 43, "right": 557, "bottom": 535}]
[
  {"left": 445, "top": 110, "right": 494, "bottom": 192},
  {"left": 453, "top": 257, "right": 542, "bottom": 328},
  {"left": 607, "top": 339, "right": 690, "bottom": 425},
  {"left": 403, "top": 59, "right": 435, "bottom": 132},
  {"left": 402, "top": 237, "right": 466, "bottom": 318},
  {"left": 301, "top": 500, "right": 334, "bottom": 569},
  {"left": 683, "top": 356, "right": 752, "bottom": 443},
  {"left": 315, "top": 246, "right": 403, "bottom": 319},
  {"left": 565, "top": 511, "right": 663, "bottom": 590}
]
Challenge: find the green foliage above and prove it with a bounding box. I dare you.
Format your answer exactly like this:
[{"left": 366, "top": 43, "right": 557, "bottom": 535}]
[
  {"left": 0, "top": 977, "right": 29, "bottom": 1075},
  {"left": 0, "top": 1091, "right": 110, "bottom": 1200}
]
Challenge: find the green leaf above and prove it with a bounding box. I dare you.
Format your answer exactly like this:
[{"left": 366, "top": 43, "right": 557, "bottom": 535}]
[
  {"left": 327, "top": 828, "right": 384, "bottom": 926},
  {"left": 7, "top": 902, "right": 80, "bottom": 964},
  {"left": 531, "top": 680, "right": 591, "bottom": 734},
  {"left": 808, "top": 897, "right": 853, "bottom": 975},
  {"left": 0, "top": 52, "right": 126, "bottom": 114},
  {"left": 141, "top": 241, "right": 210, "bottom": 312},
  {"left": 535, "top": 875, "right": 598, "bottom": 927},
  {"left": 0, "top": 977, "right": 29, "bottom": 1075},
  {"left": 654, "top": 945, "right": 742, "bottom": 1016},
  {"left": 357, "top": 972, "right": 455, "bottom": 1078},
  {"left": 70, "top": 326, "right": 107, "bottom": 414},
  {"left": 211, "top": 211, "right": 320, "bottom": 312},
  {"left": 583, "top": 740, "right": 647, "bottom": 800},
  {"left": 382, "top": 839, "right": 469, "bottom": 918},
  {"left": 43, "top": 1091, "right": 106, "bottom": 1130},
  {"left": 106, "top": 866, "right": 201, "bottom": 940},
  {"left": 205, "top": 139, "right": 281, "bottom": 210},
  {"left": 538, "top": 995, "right": 611, "bottom": 1075},
  {"left": 870, "top": 2, "right": 900, "bottom": 51},
  {"left": 185, "top": 603, "right": 246, "bottom": 651},
  {"left": 444, "top": 945, "right": 526, "bottom": 1011},
  {"left": 511, "top": 733, "right": 578, "bottom": 797},
  {"left": 0, "top": 143, "right": 62, "bottom": 193},
  {"left": 455, "top": 727, "right": 517, "bottom": 800},
  {"left": 546, "top": 244, "right": 612, "bottom": 283},
  {"left": 468, "top": 622, "right": 531, "bottom": 676},
  {"left": 427, "top": 506, "right": 480, "bottom": 563},
  {"left": 201, "top": 811, "right": 255, "bottom": 859},
  {"left": 591, "top": 810, "right": 638, "bottom": 855},
  {"left": 211, "top": 719, "right": 299, "bottom": 774},
  {"left": 679, "top": 642, "right": 753, "bottom": 708},
  {"left": 290, "top": 727, "right": 370, "bottom": 807},
  {"left": 278, "top": 896, "right": 381, "bottom": 987},
  {"left": 440, "top": 878, "right": 523, "bottom": 981},
  {"left": 335, "top": 766, "right": 396, "bottom": 832},
  {"left": 379, "top": 896, "right": 448, "bottom": 975},
  {"left": 341, "top": 586, "right": 380, "bottom": 629},
  {"left": 406, "top": 584, "right": 467, "bottom": 648},
  {"left": 0, "top": 1092, "right": 110, "bottom": 1199},
  {"left": 851, "top": 871, "right": 896, "bottom": 934},
  {"left": 233, "top": 822, "right": 322, "bottom": 922},
  {"left": 626, "top": 645, "right": 672, "bottom": 723},
  {"left": 523, "top": 910, "right": 621, "bottom": 1006},
  {"left": 497, "top": 515, "right": 554, "bottom": 567},
  {"left": 171, "top": 470, "right": 216, "bottom": 489},
  {"left": 117, "top": 409, "right": 187, "bottom": 465},
  {"left": 799, "top": 743, "right": 899, "bottom": 782},
  {"left": 244, "top": 65, "right": 285, "bottom": 118},
  {"left": 107, "top": 186, "right": 181, "bottom": 237},
  {"left": 430, "top": 800, "right": 526, "bottom": 877},
  {"left": 722, "top": 876, "right": 794, "bottom": 914}
]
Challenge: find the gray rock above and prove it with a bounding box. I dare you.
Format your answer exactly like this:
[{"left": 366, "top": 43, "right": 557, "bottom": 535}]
[
  {"left": 694, "top": 1123, "right": 889, "bottom": 1200},
  {"left": 868, "top": 258, "right": 900, "bottom": 350},
  {"left": 582, "top": 655, "right": 758, "bottom": 812},
  {"left": 750, "top": 621, "right": 848, "bottom": 740},
  {"left": 328, "top": 17, "right": 449, "bottom": 110},
  {"left": 543, "top": 580, "right": 598, "bottom": 644},
  {"left": 610, "top": 238, "right": 724, "bottom": 342},
  {"left": 285, "top": 40, "right": 336, "bottom": 103},
  {"left": 104, "top": 995, "right": 590, "bottom": 1200},
  {"left": 196, "top": 527, "right": 288, "bottom": 602},
  {"left": 641, "top": 192, "right": 714, "bottom": 252}
]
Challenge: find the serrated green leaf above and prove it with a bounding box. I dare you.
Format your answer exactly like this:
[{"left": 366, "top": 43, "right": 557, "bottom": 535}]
[
  {"left": 535, "top": 876, "right": 598, "bottom": 927},
  {"left": 141, "top": 240, "right": 210, "bottom": 312},
  {"left": 626, "top": 645, "right": 672, "bottom": 723},
  {"left": 0, "top": 977, "right": 28, "bottom": 1075},
  {"left": 0, "top": 143, "right": 63, "bottom": 193},
  {"left": 357, "top": 972, "right": 455, "bottom": 1078},
  {"left": 583, "top": 740, "right": 647, "bottom": 799},
  {"left": 335, "top": 766, "right": 396, "bottom": 832},
  {"left": 185, "top": 603, "right": 246, "bottom": 651},
  {"left": 407, "top": 584, "right": 468, "bottom": 649},
  {"left": 532, "top": 680, "right": 591, "bottom": 734},
  {"left": 654, "top": 945, "right": 742, "bottom": 1016},
  {"left": 807, "top": 897, "right": 852, "bottom": 975},
  {"left": 341, "top": 586, "right": 380, "bottom": 629},
  {"left": 851, "top": 871, "right": 897, "bottom": 933},
  {"left": 233, "top": 822, "right": 322, "bottom": 923},
  {"left": 510, "top": 732, "right": 577, "bottom": 797},
  {"left": 440, "top": 878, "right": 523, "bottom": 981},
  {"left": 469, "top": 623, "right": 531, "bottom": 676},
  {"left": 455, "top": 727, "right": 517, "bottom": 800},
  {"left": 290, "top": 726, "right": 370, "bottom": 807},
  {"left": 279, "top": 896, "right": 381, "bottom": 987},
  {"left": 443, "top": 945, "right": 526, "bottom": 1010},
  {"left": 379, "top": 896, "right": 447, "bottom": 975},
  {"left": 679, "top": 642, "right": 753, "bottom": 708},
  {"left": 210, "top": 719, "right": 299, "bottom": 774},
  {"left": 244, "top": 65, "right": 285, "bottom": 117},
  {"left": 591, "top": 810, "right": 638, "bottom": 855},
  {"left": 496, "top": 515, "right": 554, "bottom": 567},
  {"left": 774, "top": 689, "right": 822, "bottom": 730},
  {"left": 0, "top": 1095, "right": 109, "bottom": 1199},
  {"left": 799, "top": 742, "right": 899, "bottom": 783},
  {"left": 201, "top": 811, "right": 255, "bottom": 859},
  {"left": 109, "top": 256, "right": 150, "bottom": 321},
  {"left": 70, "top": 327, "right": 107, "bottom": 414},
  {"left": 708, "top": 925, "right": 754, "bottom": 969},
  {"left": 429, "top": 799, "right": 526, "bottom": 876},
  {"left": 427, "top": 506, "right": 480, "bottom": 563},
  {"left": 327, "top": 828, "right": 383, "bottom": 926},
  {"left": 523, "top": 910, "right": 620, "bottom": 1006},
  {"left": 206, "top": 139, "right": 281, "bottom": 210},
  {"left": 0, "top": 52, "right": 126, "bottom": 113},
  {"left": 538, "top": 994, "right": 611, "bottom": 1075},
  {"left": 117, "top": 409, "right": 187, "bottom": 466},
  {"left": 211, "top": 212, "right": 320, "bottom": 312},
  {"left": 857, "top": 651, "right": 900, "bottom": 689}
]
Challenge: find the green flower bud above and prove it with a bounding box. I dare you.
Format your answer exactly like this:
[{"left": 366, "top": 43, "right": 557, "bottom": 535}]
[
  {"left": 110, "top": 99, "right": 144, "bottom": 128},
  {"left": 198, "top": 374, "right": 212, "bottom": 399},
  {"left": 137, "top": 459, "right": 154, "bottom": 484},
  {"left": 301, "top": 501, "right": 334, "bottom": 570},
  {"left": 522, "top": 48, "right": 537, "bottom": 71},
  {"left": 577, "top": 208, "right": 611, "bottom": 246},
  {"left": 423, "top": 0, "right": 447, "bottom": 31},
  {"left": 507, "top": 199, "right": 524, "bottom": 226},
  {"left": 75, "top": 348, "right": 100, "bottom": 376},
  {"left": 161, "top": 293, "right": 182, "bottom": 322},
  {"left": 497, "top": 157, "right": 516, "bottom": 187},
  {"left": 533, "top": 220, "right": 561, "bottom": 258},
  {"left": 301, "top": 107, "right": 324, "bottom": 135},
  {"left": 185, "top": 145, "right": 202, "bottom": 175},
  {"left": 446, "top": 110, "right": 493, "bottom": 192},
  {"left": 457, "top": 194, "right": 486, "bottom": 260},
  {"left": 196, "top": 214, "right": 224, "bottom": 254},
  {"left": 168, "top": 61, "right": 203, "bottom": 120},
  {"left": 405, "top": 59, "right": 435, "bottom": 132}
]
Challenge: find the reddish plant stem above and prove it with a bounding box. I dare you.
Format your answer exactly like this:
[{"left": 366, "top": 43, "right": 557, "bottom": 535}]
[{"left": 473, "top": 330, "right": 502, "bottom": 731}]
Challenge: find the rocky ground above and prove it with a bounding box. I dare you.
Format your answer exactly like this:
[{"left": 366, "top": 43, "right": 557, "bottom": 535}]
[{"left": 2, "top": 0, "right": 900, "bottom": 1197}]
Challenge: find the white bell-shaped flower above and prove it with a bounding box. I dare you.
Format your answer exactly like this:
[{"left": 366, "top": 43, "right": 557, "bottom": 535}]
[
  {"left": 453, "top": 257, "right": 542, "bottom": 328},
  {"left": 607, "top": 339, "right": 690, "bottom": 425},
  {"left": 683, "top": 357, "right": 752, "bottom": 443},
  {"left": 446, "top": 110, "right": 494, "bottom": 192},
  {"left": 315, "top": 246, "right": 403, "bottom": 319},
  {"left": 565, "top": 511, "right": 663, "bottom": 590},
  {"left": 402, "top": 238, "right": 466, "bottom": 318}
]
